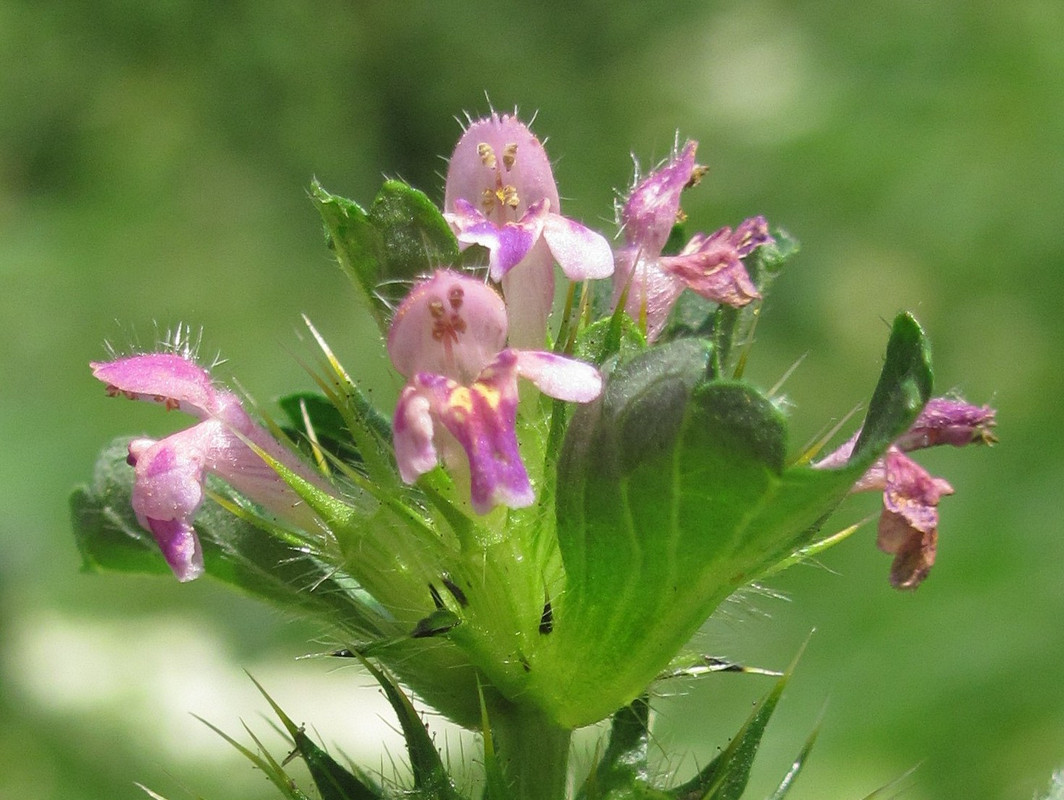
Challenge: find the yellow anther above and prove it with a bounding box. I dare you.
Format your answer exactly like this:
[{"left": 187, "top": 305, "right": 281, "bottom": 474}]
[
  {"left": 477, "top": 143, "right": 497, "bottom": 169},
  {"left": 686, "top": 164, "right": 709, "bottom": 189},
  {"left": 502, "top": 143, "right": 518, "bottom": 171},
  {"left": 499, "top": 185, "right": 520, "bottom": 209},
  {"left": 474, "top": 383, "right": 502, "bottom": 410}
]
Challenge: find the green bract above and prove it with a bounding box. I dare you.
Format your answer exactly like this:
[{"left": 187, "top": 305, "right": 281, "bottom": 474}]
[{"left": 526, "top": 314, "right": 931, "bottom": 726}]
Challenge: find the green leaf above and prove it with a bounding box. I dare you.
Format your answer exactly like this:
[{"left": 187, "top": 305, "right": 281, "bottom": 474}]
[
  {"left": 195, "top": 714, "right": 314, "bottom": 800},
  {"left": 765, "top": 724, "right": 820, "bottom": 800},
  {"left": 249, "top": 674, "right": 383, "bottom": 800},
  {"left": 311, "top": 179, "right": 459, "bottom": 332},
  {"left": 70, "top": 438, "right": 395, "bottom": 641},
  {"left": 529, "top": 315, "right": 932, "bottom": 728},
  {"left": 278, "top": 392, "right": 365, "bottom": 467},
  {"left": 477, "top": 683, "right": 510, "bottom": 800},
  {"left": 571, "top": 310, "right": 648, "bottom": 368},
  {"left": 669, "top": 654, "right": 798, "bottom": 800},
  {"left": 355, "top": 656, "right": 464, "bottom": 799},
  {"left": 576, "top": 697, "right": 671, "bottom": 800},
  {"left": 851, "top": 312, "right": 933, "bottom": 462}
]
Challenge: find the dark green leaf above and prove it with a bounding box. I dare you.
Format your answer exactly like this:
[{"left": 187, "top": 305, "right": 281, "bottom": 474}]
[
  {"left": 71, "top": 438, "right": 394, "bottom": 641},
  {"left": 576, "top": 697, "right": 673, "bottom": 800},
  {"left": 250, "top": 675, "right": 383, "bottom": 800},
  {"left": 852, "top": 312, "right": 933, "bottom": 462},
  {"left": 530, "top": 316, "right": 931, "bottom": 728},
  {"left": 311, "top": 179, "right": 459, "bottom": 332},
  {"left": 669, "top": 663, "right": 793, "bottom": 800},
  {"left": 356, "top": 655, "right": 464, "bottom": 799}
]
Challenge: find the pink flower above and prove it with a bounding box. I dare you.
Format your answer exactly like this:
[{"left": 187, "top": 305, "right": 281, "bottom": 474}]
[
  {"left": 612, "top": 140, "right": 770, "bottom": 341},
  {"left": 92, "top": 354, "right": 325, "bottom": 581},
  {"left": 815, "top": 396, "right": 997, "bottom": 588},
  {"left": 443, "top": 113, "right": 613, "bottom": 348},
  {"left": 388, "top": 270, "right": 602, "bottom": 514}
]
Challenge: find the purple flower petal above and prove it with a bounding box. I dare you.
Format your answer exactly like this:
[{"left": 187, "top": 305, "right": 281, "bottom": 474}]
[
  {"left": 659, "top": 229, "right": 761, "bottom": 309},
  {"left": 393, "top": 385, "right": 440, "bottom": 484},
  {"left": 444, "top": 113, "right": 560, "bottom": 224},
  {"left": 877, "top": 448, "right": 953, "bottom": 589},
  {"left": 513, "top": 350, "right": 603, "bottom": 403},
  {"left": 896, "top": 397, "right": 998, "bottom": 450},
  {"left": 446, "top": 198, "right": 547, "bottom": 281},
  {"left": 541, "top": 211, "right": 615, "bottom": 281},
  {"left": 613, "top": 249, "right": 687, "bottom": 342},
  {"left": 876, "top": 510, "right": 936, "bottom": 590},
  {"left": 731, "top": 215, "right": 773, "bottom": 257},
  {"left": 418, "top": 360, "right": 534, "bottom": 514},
  {"left": 621, "top": 141, "right": 698, "bottom": 253},
  {"left": 92, "top": 354, "right": 219, "bottom": 416},
  {"left": 387, "top": 270, "right": 509, "bottom": 384},
  {"left": 146, "top": 516, "right": 204, "bottom": 582}
]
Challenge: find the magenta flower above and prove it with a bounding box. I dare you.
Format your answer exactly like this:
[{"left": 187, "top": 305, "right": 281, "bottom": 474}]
[
  {"left": 612, "top": 140, "right": 771, "bottom": 341},
  {"left": 388, "top": 270, "right": 602, "bottom": 514},
  {"left": 815, "top": 397, "right": 997, "bottom": 588},
  {"left": 443, "top": 113, "right": 613, "bottom": 348},
  {"left": 92, "top": 354, "right": 326, "bottom": 581}
]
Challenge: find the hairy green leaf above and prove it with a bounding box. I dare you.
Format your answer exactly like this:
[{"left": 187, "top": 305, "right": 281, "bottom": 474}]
[
  {"left": 311, "top": 179, "right": 459, "bottom": 332},
  {"left": 670, "top": 658, "right": 795, "bottom": 800},
  {"left": 250, "top": 675, "right": 383, "bottom": 800},
  {"left": 356, "top": 656, "right": 464, "bottom": 799},
  {"left": 70, "top": 438, "right": 394, "bottom": 641},
  {"left": 529, "top": 315, "right": 931, "bottom": 727}
]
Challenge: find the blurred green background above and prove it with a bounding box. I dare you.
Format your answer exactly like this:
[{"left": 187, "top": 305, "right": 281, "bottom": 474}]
[{"left": 2, "top": 1, "right": 1061, "bottom": 798}]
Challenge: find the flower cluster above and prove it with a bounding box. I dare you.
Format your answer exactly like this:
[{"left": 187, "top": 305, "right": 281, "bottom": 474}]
[
  {"left": 89, "top": 114, "right": 995, "bottom": 595},
  {"left": 78, "top": 110, "right": 1000, "bottom": 800}
]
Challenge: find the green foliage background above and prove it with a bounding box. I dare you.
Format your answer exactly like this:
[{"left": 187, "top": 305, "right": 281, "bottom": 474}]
[{"left": 1, "top": 1, "right": 1059, "bottom": 798}]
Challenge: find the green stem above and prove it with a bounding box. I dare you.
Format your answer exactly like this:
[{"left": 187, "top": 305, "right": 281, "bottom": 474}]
[{"left": 490, "top": 701, "right": 572, "bottom": 800}]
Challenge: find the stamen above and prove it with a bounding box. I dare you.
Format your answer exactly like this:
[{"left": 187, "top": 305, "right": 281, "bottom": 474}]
[
  {"left": 429, "top": 294, "right": 466, "bottom": 344},
  {"left": 477, "top": 142, "right": 497, "bottom": 169},
  {"left": 499, "top": 185, "right": 520, "bottom": 209},
  {"left": 685, "top": 163, "right": 708, "bottom": 188},
  {"left": 502, "top": 142, "right": 518, "bottom": 170}
]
